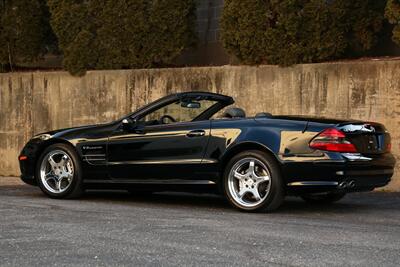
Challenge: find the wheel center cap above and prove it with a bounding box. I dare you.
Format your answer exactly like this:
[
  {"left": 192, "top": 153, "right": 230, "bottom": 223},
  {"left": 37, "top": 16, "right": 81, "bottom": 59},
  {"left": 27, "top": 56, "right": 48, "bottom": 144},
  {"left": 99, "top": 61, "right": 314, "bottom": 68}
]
[{"left": 246, "top": 178, "right": 254, "bottom": 186}]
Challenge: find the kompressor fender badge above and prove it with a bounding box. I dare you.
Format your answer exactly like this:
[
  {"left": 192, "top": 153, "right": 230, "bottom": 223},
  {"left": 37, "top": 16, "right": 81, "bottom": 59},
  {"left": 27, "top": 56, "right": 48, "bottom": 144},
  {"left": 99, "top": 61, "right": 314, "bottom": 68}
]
[{"left": 82, "top": 146, "right": 103, "bottom": 150}]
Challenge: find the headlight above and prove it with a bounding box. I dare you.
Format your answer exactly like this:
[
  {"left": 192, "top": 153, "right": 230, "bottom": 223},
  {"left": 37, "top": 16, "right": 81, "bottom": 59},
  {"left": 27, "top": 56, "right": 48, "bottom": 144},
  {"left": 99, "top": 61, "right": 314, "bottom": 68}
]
[{"left": 32, "top": 134, "right": 52, "bottom": 141}]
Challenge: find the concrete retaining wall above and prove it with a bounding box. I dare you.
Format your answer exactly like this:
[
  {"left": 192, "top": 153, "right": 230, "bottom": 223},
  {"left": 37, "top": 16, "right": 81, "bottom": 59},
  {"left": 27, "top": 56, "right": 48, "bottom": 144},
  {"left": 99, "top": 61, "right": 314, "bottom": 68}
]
[{"left": 1, "top": 60, "right": 399, "bottom": 190}]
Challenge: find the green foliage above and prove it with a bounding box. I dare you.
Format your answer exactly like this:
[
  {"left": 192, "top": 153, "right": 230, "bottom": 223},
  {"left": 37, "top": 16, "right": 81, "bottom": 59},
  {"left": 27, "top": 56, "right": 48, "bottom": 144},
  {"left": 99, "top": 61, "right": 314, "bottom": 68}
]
[
  {"left": 63, "top": 30, "right": 97, "bottom": 76},
  {"left": 147, "top": 0, "right": 196, "bottom": 65},
  {"left": 264, "top": 0, "right": 349, "bottom": 66},
  {"left": 0, "top": 0, "right": 50, "bottom": 70},
  {"left": 386, "top": 0, "right": 400, "bottom": 45},
  {"left": 48, "top": 0, "right": 196, "bottom": 76},
  {"left": 47, "top": 0, "right": 97, "bottom": 75},
  {"left": 221, "top": 0, "right": 387, "bottom": 66},
  {"left": 333, "top": 0, "right": 386, "bottom": 55},
  {"left": 220, "top": 0, "right": 269, "bottom": 64},
  {"left": 39, "top": 0, "right": 59, "bottom": 54}
]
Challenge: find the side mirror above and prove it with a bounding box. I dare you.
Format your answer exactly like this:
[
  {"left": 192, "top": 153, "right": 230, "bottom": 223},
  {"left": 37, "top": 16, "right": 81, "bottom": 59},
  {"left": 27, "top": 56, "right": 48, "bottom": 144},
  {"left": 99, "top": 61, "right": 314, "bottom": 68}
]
[
  {"left": 121, "top": 118, "right": 137, "bottom": 131},
  {"left": 122, "top": 118, "right": 145, "bottom": 134}
]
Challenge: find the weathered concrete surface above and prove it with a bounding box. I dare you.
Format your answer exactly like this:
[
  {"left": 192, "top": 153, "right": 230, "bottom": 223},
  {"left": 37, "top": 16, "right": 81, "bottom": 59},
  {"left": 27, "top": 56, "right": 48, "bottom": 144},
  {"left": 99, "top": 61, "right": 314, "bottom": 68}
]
[{"left": 0, "top": 60, "right": 399, "bottom": 190}]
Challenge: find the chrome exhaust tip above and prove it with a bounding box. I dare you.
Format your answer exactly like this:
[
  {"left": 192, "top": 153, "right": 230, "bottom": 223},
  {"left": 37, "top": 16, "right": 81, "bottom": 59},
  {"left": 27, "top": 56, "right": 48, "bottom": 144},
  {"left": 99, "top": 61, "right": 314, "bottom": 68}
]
[
  {"left": 348, "top": 180, "right": 356, "bottom": 188},
  {"left": 338, "top": 182, "right": 347, "bottom": 189}
]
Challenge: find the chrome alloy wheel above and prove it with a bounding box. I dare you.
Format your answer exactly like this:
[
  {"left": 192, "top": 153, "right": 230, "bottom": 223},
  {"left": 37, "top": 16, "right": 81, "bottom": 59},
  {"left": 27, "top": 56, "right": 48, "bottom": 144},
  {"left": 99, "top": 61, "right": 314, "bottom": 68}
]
[
  {"left": 39, "top": 150, "right": 74, "bottom": 194},
  {"left": 228, "top": 157, "right": 271, "bottom": 208}
]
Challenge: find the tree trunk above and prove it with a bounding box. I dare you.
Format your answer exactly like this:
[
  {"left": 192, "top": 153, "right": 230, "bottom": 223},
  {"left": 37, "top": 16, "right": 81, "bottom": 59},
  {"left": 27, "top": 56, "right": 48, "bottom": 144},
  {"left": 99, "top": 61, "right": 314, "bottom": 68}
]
[{"left": 7, "top": 42, "right": 13, "bottom": 72}]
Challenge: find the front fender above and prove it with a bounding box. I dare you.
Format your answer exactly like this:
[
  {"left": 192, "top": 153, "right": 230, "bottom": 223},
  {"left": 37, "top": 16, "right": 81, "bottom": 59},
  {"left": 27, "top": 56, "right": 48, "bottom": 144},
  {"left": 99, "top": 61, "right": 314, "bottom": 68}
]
[{"left": 19, "top": 137, "right": 75, "bottom": 183}]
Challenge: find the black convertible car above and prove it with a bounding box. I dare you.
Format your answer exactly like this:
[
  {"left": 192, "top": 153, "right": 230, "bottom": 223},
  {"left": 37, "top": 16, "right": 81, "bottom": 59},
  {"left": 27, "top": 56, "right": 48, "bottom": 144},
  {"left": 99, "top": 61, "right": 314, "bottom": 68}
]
[{"left": 19, "top": 92, "right": 395, "bottom": 212}]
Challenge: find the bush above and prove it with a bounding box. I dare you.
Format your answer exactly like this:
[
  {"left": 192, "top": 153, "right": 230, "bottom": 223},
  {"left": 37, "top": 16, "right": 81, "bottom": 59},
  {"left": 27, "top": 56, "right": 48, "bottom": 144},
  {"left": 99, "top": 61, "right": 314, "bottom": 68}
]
[
  {"left": 39, "top": 0, "right": 59, "bottom": 54},
  {"left": 221, "top": 0, "right": 387, "bottom": 66},
  {"left": 264, "top": 0, "right": 348, "bottom": 66},
  {"left": 220, "top": 0, "right": 269, "bottom": 64},
  {"left": 48, "top": 0, "right": 196, "bottom": 76},
  {"left": 333, "top": 0, "right": 386, "bottom": 56},
  {"left": 386, "top": 0, "right": 400, "bottom": 45},
  {"left": 0, "top": 0, "right": 51, "bottom": 70},
  {"left": 48, "top": 0, "right": 97, "bottom": 75},
  {"left": 147, "top": 0, "right": 196, "bottom": 66}
]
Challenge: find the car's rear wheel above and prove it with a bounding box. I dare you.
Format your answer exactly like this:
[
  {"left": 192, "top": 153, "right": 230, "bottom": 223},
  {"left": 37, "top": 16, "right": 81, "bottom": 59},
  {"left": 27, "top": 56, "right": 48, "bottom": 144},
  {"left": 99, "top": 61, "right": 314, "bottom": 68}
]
[
  {"left": 36, "top": 143, "right": 83, "bottom": 199},
  {"left": 223, "top": 150, "right": 284, "bottom": 212},
  {"left": 300, "top": 192, "right": 346, "bottom": 204}
]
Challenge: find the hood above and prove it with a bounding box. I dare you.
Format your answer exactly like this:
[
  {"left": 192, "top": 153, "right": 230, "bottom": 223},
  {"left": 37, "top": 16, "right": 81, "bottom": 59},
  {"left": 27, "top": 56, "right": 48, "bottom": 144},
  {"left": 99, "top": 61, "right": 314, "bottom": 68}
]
[
  {"left": 33, "top": 124, "right": 98, "bottom": 137},
  {"left": 32, "top": 122, "right": 116, "bottom": 141}
]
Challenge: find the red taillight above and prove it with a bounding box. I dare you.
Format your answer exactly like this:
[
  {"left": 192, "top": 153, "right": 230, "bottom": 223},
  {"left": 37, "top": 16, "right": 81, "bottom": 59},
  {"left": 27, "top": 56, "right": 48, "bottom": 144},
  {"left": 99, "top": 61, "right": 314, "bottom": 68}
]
[
  {"left": 19, "top": 155, "right": 28, "bottom": 161},
  {"left": 309, "top": 128, "right": 357, "bottom": 153}
]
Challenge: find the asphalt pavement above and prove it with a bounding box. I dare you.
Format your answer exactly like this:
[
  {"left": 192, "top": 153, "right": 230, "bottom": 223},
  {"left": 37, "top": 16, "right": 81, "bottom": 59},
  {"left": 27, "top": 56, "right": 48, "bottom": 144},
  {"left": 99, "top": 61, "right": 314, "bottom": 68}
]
[{"left": 0, "top": 177, "right": 399, "bottom": 267}]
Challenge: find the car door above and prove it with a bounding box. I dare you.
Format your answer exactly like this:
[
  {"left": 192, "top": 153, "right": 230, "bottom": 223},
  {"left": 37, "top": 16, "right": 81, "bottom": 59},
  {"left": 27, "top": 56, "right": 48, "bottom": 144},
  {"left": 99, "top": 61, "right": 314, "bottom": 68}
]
[
  {"left": 106, "top": 95, "right": 223, "bottom": 181},
  {"left": 107, "top": 120, "right": 211, "bottom": 181}
]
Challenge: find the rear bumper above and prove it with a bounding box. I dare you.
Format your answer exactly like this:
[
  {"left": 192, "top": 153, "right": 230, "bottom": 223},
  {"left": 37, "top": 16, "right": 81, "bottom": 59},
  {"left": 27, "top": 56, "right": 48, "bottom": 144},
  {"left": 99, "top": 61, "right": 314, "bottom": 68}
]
[{"left": 283, "top": 152, "right": 396, "bottom": 194}]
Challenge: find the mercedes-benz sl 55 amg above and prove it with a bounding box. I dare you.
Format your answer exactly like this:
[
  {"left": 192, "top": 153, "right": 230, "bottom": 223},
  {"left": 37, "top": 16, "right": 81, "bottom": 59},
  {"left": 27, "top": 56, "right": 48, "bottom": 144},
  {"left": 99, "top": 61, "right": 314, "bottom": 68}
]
[{"left": 19, "top": 92, "right": 396, "bottom": 212}]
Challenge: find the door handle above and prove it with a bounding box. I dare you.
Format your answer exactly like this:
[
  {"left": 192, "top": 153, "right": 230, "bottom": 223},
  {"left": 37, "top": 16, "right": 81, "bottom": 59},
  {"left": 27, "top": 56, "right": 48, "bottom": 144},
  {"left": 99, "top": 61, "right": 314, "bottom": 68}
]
[
  {"left": 134, "top": 128, "right": 146, "bottom": 134},
  {"left": 186, "top": 130, "right": 206, "bottom": 138}
]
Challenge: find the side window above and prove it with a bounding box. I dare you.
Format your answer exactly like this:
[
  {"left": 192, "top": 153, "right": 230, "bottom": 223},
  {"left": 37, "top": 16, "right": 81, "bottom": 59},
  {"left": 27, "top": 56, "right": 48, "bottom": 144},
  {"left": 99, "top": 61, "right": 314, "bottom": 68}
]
[{"left": 140, "top": 99, "right": 217, "bottom": 125}]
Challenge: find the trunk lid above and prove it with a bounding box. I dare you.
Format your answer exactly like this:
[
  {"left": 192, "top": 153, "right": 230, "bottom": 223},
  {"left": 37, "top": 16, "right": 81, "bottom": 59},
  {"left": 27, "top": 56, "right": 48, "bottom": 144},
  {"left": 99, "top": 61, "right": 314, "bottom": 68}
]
[
  {"left": 271, "top": 115, "right": 360, "bottom": 125},
  {"left": 337, "top": 122, "right": 391, "bottom": 154},
  {"left": 258, "top": 115, "right": 391, "bottom": 154}
]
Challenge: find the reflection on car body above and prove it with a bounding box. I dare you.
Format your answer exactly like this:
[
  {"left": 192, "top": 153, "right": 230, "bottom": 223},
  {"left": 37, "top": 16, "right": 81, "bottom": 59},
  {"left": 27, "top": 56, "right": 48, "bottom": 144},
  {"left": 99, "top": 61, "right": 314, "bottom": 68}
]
[{"left": 19, "top": 92, "right": 396, "bottom": 212}]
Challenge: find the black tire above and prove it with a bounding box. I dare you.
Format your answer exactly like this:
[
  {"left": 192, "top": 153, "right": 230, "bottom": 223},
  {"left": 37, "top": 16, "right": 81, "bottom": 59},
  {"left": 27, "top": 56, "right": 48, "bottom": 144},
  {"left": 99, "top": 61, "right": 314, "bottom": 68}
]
[
  {"left": 36, "top": 143, "right": 84, "bottom": 199},
  {"left": 223, "top": 150, "right": 285, "bottom": 212},
  {"left": 300, "top": 192, "right": 346, "bottom": 204}
]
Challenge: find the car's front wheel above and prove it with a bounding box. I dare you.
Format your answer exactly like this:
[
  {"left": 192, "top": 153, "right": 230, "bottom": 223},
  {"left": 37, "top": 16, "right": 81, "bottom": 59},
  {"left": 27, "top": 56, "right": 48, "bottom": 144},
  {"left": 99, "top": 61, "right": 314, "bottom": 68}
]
[
  {"left": 223, "top": 150, "right": 285, "bottom": 212},
  {"left": 36, "top": 143, "right": 83, "bottom": 199}
]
